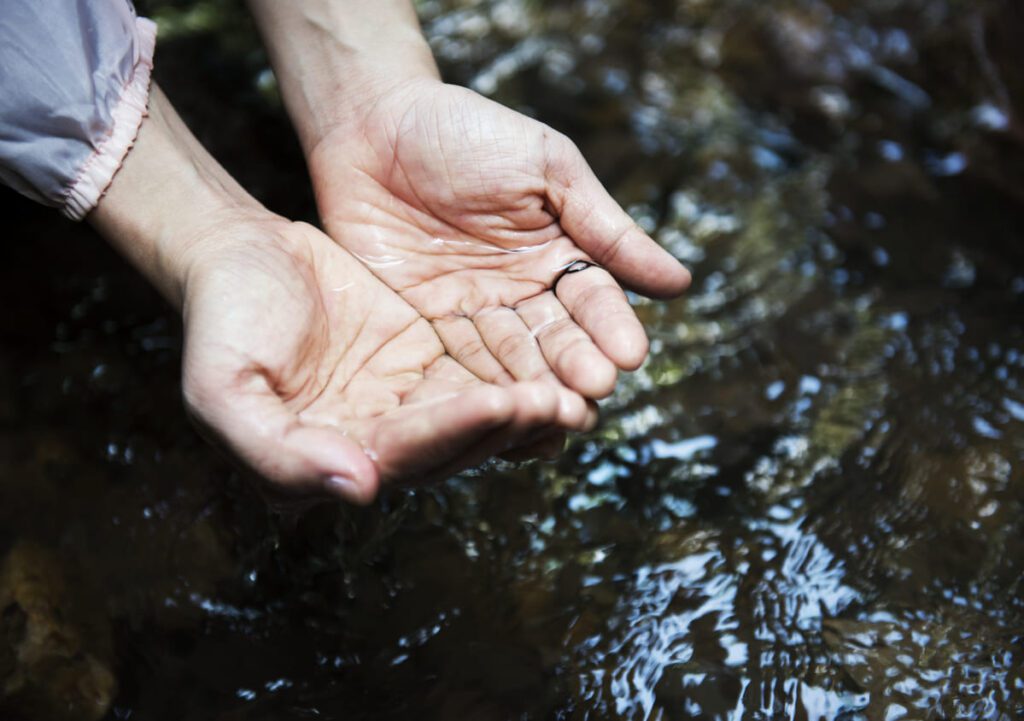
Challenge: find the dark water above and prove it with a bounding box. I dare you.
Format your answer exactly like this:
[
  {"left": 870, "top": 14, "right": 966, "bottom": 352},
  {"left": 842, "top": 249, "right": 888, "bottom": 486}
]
[{"left": 2, "top": 0, "right": 1023, "bottom": 719}]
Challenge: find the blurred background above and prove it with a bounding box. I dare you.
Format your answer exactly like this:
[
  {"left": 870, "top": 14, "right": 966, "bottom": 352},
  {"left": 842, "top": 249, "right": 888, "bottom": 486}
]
[{"left": 1, "top": 0, "right": 1022, "bottom": 719}]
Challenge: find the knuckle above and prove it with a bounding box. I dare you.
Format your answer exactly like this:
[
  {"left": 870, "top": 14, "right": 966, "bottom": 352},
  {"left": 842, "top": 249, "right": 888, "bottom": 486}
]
[
  {"left": 598, "top": 224, "right": 635, "bottom": 265},
  {"left": 454, "top": 338, "right": 490, "bottom": 364},
  {"left": 575, "top": 282, "right": 627, "bottom": 316},
  {"left": 534, "top": 317, "right": 577, "bottom": 343},
  {"left": 495, "top": 333, "right": 538, "bottom": 363}
]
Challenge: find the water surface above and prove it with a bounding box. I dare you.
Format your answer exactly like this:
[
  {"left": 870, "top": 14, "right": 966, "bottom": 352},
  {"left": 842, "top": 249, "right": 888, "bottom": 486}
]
[{"left": 1, "top": 0, "right": 1022, "bottom": 719}]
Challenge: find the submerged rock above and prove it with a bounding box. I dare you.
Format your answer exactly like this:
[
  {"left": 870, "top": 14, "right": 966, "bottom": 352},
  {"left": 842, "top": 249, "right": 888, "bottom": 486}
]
[{"left": 0, "top": 544, "right": 116, "bottom": 721}]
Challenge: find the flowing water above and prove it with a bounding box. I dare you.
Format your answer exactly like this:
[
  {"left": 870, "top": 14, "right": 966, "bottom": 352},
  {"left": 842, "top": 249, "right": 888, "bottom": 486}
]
[{"left": 2, "top": 0, "right": 1023, "bottom": 719}]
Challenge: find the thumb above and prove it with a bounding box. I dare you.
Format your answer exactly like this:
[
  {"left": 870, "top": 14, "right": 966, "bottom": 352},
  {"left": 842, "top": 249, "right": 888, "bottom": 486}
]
[
  {"left": 183, "top": 371, "right": 380, "bottom": 505},
  {"left": 544, "top": 131, "right": 692, "bottom": 299}
]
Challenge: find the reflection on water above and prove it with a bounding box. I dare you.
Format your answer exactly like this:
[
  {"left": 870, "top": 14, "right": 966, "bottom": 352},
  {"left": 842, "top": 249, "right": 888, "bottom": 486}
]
[{"left": 2, "top": 0, "right": 1023, "bottom": 719}]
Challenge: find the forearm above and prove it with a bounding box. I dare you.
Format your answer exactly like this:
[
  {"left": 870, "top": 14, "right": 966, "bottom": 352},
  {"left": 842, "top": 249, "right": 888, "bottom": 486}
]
[
  {"left": 246, "top": 0, "right": 439, "bottom": 152},
  {"left": 88, "top": 86, "right": 264, "bottom": 309}
]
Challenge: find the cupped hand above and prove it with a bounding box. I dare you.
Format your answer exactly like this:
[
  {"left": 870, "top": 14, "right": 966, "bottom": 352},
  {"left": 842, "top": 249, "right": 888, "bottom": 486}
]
[
  {"left": 178, "top": 215, "right": 596, "bottom": 504},
  {"left": 307, "top": 78, "right": 691, "bottom": 400}
]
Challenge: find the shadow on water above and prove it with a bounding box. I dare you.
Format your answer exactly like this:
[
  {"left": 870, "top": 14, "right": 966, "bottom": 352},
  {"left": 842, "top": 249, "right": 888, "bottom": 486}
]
[{"left": 1, "top": 0, "right": 1022, "bottom": 719}]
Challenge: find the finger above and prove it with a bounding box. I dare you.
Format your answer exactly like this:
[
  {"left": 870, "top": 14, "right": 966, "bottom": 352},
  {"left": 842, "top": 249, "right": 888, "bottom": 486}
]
[
  {"left": 370, "top": 384, "right": 519, "bottom": 482},
  {"left": 557, "top": 387, "right": 599, "bottom": 433},
  {"left": 475, "top": 385, "right": 596, "bottom": 465},
  {"left": 553, "top": 265, "right": 650, "bottom": 371},
  {"left": 474, "top": 305, "right": 559, "bottom": 384},
  {"left": 184, "top": 373, "right": 380, "bottom": 505},
  {"left": 423, "top": 356, "right": 597, "bottom": 433},
  {"left": 515, "top": 291, "right": 618, "bottom": 398},
  {"left": 433, "top": 315, "right": 515, "bottom": 385},
  {"left": 544, "top": 133, "right": 692, "bottom": 298},
  {"left": 416, "top": 383, "right": 584, "bottom": 480}
]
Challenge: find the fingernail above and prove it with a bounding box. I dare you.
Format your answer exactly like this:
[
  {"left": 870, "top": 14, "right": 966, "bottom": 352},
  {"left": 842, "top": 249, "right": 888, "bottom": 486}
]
[{"left": 325, "top": 474, "right": 359, "bottom": 500}]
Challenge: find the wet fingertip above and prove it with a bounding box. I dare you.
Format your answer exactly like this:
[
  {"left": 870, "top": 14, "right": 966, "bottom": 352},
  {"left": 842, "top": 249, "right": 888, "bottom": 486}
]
[
  {"left": 325, "top": 444, "right": 380, "bottom": 504},
  {"left": 636, "top": 259, "right": 694, "bottom": 300},
  {"left": 661, "top": 261, "right": 693, "bottom": 297},
  {"left": 325, "top": 474, "right": 378, "bottom": 505},
  {"left": 573, "top": 355, "right": 618, "bottom": 399},
  {"left": 612, "top": 331, "right": 649, "bottom": 372},
  {"left": 679, "top": 263, "right": 693, "bottom": 290},
  {"left": 557, "top": 385, "right": 604, "bottom": 431},
  {"left": 324, "top": 474, "right": 358, "bottom": 500},
  {"left": 555, "top": 388, "right": 584, "bottom": 428}
]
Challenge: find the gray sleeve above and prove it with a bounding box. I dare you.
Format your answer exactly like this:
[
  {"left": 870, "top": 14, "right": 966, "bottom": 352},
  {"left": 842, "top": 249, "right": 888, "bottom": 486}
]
[{"left": 0, "top": 0, "right": 157, "bottom": 220}]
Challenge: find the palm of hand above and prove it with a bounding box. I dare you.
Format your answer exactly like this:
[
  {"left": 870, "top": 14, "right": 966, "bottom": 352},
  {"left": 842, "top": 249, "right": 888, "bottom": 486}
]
[
  {"left": 310, "top": 80, "right": 688, "bottom": 399},
  {"left": 181, "top": 219, "right": 591, "bottom": 502}
]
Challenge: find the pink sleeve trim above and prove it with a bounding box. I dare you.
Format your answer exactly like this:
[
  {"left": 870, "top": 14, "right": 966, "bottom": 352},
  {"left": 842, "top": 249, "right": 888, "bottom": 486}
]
[{"left": 62, "top": 17, "right": 157, "bottom": 221}]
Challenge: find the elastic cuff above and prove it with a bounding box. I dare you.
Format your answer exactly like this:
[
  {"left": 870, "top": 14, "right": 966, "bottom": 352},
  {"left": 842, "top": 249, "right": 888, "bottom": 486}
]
[{"left": 62, "top": 17, "right": 157, "bottom": 221}]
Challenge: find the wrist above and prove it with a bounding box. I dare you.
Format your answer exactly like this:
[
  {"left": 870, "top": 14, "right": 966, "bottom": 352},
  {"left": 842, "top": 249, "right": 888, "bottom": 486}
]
[
  {"left": 307, "top": 44, "right": 441, "bottom": 142},
  {"left": 247, "top": 0, "right": 440, "bottom": 153},
  {"left": 88, "top": 86, "right": 267, "bottom": 309}
]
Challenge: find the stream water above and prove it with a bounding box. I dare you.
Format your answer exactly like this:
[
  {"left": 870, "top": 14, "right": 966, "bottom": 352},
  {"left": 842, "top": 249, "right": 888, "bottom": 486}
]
[{"left": 1, "top": 0, "right": 1022, "bottom": 719}]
